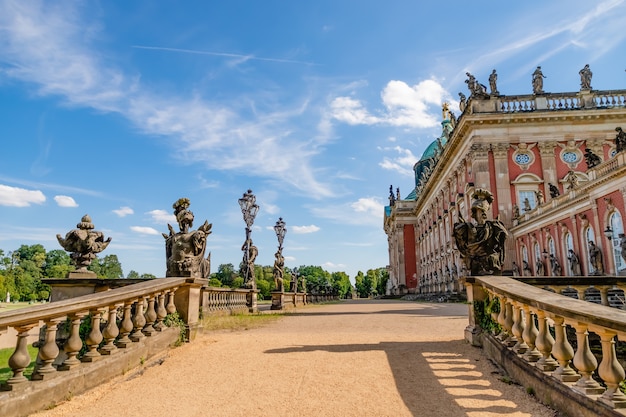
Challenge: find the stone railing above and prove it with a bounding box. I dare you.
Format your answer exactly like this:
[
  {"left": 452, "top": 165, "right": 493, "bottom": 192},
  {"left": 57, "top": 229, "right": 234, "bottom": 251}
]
[
  {"left": 201, "top": 287, "right": 250, "bottom": 315},
  {"left": 0, "top": 277, "right": 205, "bottom": 417},
  {"left": 465, "top": 275, "right": 626, "bottom": 417}
]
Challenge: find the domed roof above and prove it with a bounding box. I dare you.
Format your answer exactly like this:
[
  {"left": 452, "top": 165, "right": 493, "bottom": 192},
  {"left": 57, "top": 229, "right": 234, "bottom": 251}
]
[{"left": 420, "top": 140, "right": 439, "bottom": 161}]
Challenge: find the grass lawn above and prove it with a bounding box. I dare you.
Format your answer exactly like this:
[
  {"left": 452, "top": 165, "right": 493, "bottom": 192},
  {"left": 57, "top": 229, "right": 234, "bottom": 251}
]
[
  {"left": 0, "top": 302, "right": 42, "bottom": 312},
  {"left": 202, "top": 313, "right": 282, "bottom": 332},
  {"left": 0, "top": 344, "right": 38, "bottom": 382}
]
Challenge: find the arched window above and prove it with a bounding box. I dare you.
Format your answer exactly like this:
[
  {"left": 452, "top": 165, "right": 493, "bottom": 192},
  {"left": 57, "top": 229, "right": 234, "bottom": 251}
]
[
  {"left": 565, "top": 232, "right": 575, "bottom": 275},
  {"left": 521, "top": 245, "right": 529, "bottom": 275},
  {"left": 610, "top": 211, "right": 626, "bottom": 272},
  {"left": 548, "top": 237, "right": 556, "bottom": 256},
  {"left": 534, "top": 243, "right": 541, "bottom": 275},
  {"left": 585, "top": 227, "right": 596, "bottom": 275},
  {"left": 512, "top": 173, "right": 542, "bottom": 212}
]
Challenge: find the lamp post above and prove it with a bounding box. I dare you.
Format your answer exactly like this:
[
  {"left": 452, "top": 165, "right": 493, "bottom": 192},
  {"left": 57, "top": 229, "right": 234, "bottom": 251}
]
[
  {"left": 274, "top": 217, "right": 286, "bottom": 251},
  {"left": 239, "top": 189, "right": 259, "bottom": 290},
  {"left": 273, "top": 218, "right": 286, "bottom": 293}
]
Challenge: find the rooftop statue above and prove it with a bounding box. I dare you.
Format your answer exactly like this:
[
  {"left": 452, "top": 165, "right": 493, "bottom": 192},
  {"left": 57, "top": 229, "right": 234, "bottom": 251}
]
[
  {"left": 579, "top": 64, "right": 592, "bottom": 90},
  {"left": 163, "top": 198, "right": 212, "bottom": 278},
  {"left": 465, "top": 72, "right": 489, "bottom": 99},
  {"left": 489, "top": 69, "right": 499, "bottom": 95},
  {"left": 453, "top": 189, "right": 508, "bottom": 275},
  {"left": 532, "top": 66, "right": 546, "bottom": 94},
  {"left": 615, "top": 127, "right": 626, "bottom": 153},
  {"left": 57, "top": 215, "right": 111, "bottom": 276},
  {"left": 584, "top": 148, "right": 602, "bottom": 168}
]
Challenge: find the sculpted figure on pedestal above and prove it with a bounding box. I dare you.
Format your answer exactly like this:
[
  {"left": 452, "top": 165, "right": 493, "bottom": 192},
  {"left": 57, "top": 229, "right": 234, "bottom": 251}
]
[
  {"left": 163, "top": 198, "right": 212, "bottom": 278},
  {"left": 588, "top": 241, "right": 604, "bottom": 275},
  {"left": 532, "top": 66, "right": 546, "bottom": 94},
  {"left": 579, "top": 64, "right": 592, "bottom": 90},
  {"left": 567, "top": 249, "right": 581, "bottom": 276}
]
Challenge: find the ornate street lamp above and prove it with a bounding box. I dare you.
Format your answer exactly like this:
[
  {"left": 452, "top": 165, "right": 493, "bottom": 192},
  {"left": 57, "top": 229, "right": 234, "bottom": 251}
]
[
  {"left": 239, "top": 189, "right": 260, "bottom": 290},
  {"left": 274, "top": 217, "right": 286, "bottom": 251},
  {"left": 272, "top": 218, "right": 287, "bottom": 294}
]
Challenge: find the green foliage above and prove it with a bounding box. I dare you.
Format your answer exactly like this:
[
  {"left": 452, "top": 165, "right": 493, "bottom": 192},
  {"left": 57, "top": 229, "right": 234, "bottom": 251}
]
[
  {"left": 140, "top": 273, "right": 156, "bottom": 279},
  {"left": 473, "top": 296, "right": 502, "bottom": 334},
  {"left": 127, "top": 270, "right": 140, "bottom": 279},
  {"left": 164, "top": 313, "right": 187, "bottom": 346},
  {"left": 89, "top": 254, "right": 124, "bottom": 279},
  {"left": 208, "top": 278, "right": 222, "bottom": 287},
  {"left": 232, "top": 277, "right": 244, "bottom": 288},
  {"left": 330, "top": 271, "right": 352, "bottom": 299},
  {"left": 0, "top": 345, "right": 38, "bottom": 382},
  {"left": 211, "top": 263, "right": 237, "bottom": 287}
]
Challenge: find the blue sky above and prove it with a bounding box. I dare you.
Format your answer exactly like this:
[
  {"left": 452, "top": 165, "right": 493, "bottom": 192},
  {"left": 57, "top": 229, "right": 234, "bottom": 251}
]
[{"left": 1, "top": 1, "right": 626, "bottom": 280}]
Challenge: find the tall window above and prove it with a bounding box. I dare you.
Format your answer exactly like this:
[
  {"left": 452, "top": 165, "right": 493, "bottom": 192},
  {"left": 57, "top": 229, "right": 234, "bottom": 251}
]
[
  {"left": 565, "top": 232, "right": 575, "bottom": 275},
  {"left": 586, "top": 227, "right": 596, "bottom": 275},
  {"left": 610, "top": 211, "right": 626, "bottom": 272},
  {"left": 534, "top": 243, "right": 541, "bottom": 275},
  {"left": 521, "top": 245, "right": 529, "bottom": 276},
  {"left": 519, "top": 191, "right": 537, "bottom": 211}
]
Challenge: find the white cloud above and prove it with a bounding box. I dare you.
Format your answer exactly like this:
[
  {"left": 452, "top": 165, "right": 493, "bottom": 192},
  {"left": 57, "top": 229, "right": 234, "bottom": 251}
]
[
  {"left": 322, "top": 261, "right": 346, "bottom": 270},
  {"left": 351, "top": 197, "right": 384, "bottom": 216},
  {"left": 113, "top": 206, "right": 134, "bottom": 217},
  {"left": 130, "top": 226, "right": 160, "bottom": 235},
  {"left": 311, "top": 196, "right": 384, "bottom": 227},
  {"left": 292, "top": 225, "right": 320, "bottom": 234},
  {"left": 148, "top": 209, "right": 176, "bottom": 224},
  {"left": 329, "top": 96, "right": 380, "bottom": 125},
  {"left": 54, "top": 195, "right": 78, "bottom": 207},
  {"left": 0, "top": 184, "right": 46, "bottom": 207},
  {"left": 379, "top": 146, "right": 418, "bottom": 177}
]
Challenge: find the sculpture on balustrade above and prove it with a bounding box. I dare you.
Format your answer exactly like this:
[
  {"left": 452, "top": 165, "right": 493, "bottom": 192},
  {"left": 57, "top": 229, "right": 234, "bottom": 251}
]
[
  {"left": 388, "top": 185, "right": 396, "bottom": 206},
  {"left": 532, "top": 66, "right": 546, "bottom": 94},
  {"left": 511, "top": 261, "right": 520, "bottom": 276},
  {"left": 489, "top": 69, "right": 499, "bottom": 95},
  {"left": 535, "top": 190, "right": 545, "bottom": 205},
  {"left": 57, "top": 215, "right": 112, "bottom": 277},
  {"left": 567, "top": 249, "right": 582, "bottom": 276},
  {"left": 522, "top": 260, "right": 532, "bottom": 276},
  {"left": 162, "top": 198, "right": 212, "bottom": 278},
  {"left": 535, "top": 257, "right": 545, "bottom": 276},
  {"left": 458, "top": 92, "right": 467, "bottom": 113},
  {"left": 579, "top": 64, "right": 592, "bottom": 90},
  {"left": 512, "top": 204, "right": 520, "bottom": 219},
  {"left": 588, "top": 241, "right": 604, "bottom": 275},
  {"left": 465, "top": 72, "right": 489, "bottom": 99},
  {"left": 550, "top": 254, "right": 562, "bottom": 276},
  {"left": 615, "top": 127, "right": 626, "bottom": 153},
  {"left": 453, "top": 189, "right": 508, "bottom": 275},
  {"left": 523, "top": 197, "right": 532, "bottom": 212},
  {"left": 584, "top": 148, "right": 602, "bottom": 168},
  {"left": 548, "top": 183, "right": 560, "bottom": 198},
  {"left": 565, "top": 170, "right": 579, "bottom": 190}
]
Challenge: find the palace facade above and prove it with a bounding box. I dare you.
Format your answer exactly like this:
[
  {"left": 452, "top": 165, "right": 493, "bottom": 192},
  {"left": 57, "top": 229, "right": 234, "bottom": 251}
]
[{"left": 384, "top": 69, "right": 626, "bottom": 296}]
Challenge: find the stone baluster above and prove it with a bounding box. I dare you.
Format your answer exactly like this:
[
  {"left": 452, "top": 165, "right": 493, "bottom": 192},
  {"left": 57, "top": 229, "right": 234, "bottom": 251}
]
[
  {"left": 32, "top": 317, "right": 65, "bottom": 380},
  {"left": 521, "top": 306, "right": 541, "bottom": 362},
  {"left": 598, "top": 286, "right": 610, "bottom": 306},
  {"left": 143, "top": 294, "right": 157, "bottom": 336},
  {"left": 496, "top": 295, "right": 508, "bottom": 340},
  {"left": 130, "top": 297, "right": 147, "bottom": 342},
  {"left": 572, "top": 322, "right": 604, "bottom": 395},
  {"left": 82, "top": 308, "right": 106, "bottom": 362},
  {"left": 166, "top": 288, "right": 178, "bottom": 315},
  {"left": 1, "top": 324, "right": 38, "bottom": 389},
  {"left": 116, "top": 301, "right": 135, "bottom": 348},
  {"left": 59, "top": 312, "right": 88, "bottom": 370},
  {"left": 100, "top": 304, "right": 122, "bottom": 355},
  {"left": 155, "top": 292, "right": 167, "bottom": 331},
  {"left": 503, "top": 300, "right": 516, "bottom": 347},
  {"left": 534, "top": 310, "right": 558, "bottom": 371},
  {"left": 551, "top": 316, "right": 580, "bottom": 382},
  {"left": 511, "top": 302, "right": 528, "bottom": 353},
  {"left": 597, "top": 329, "right": 626, "bottom": 409}
]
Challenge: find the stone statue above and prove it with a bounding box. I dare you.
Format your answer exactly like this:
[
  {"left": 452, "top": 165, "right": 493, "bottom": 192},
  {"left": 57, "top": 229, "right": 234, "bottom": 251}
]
[
  {"left": 548, "top": 183, "right": 560, "bottom": 198},
  {"left": 388, "top": 185, "right": 396, "bottom": 206},
  {"left": 565, "top": 170, "right": 579, "bottom": 190},
  {"left": 241, "top": 239, "right": 258, "bottom": 288},
  {"left": 523, "top": 198, "right": 532, "bottom": 212},
  {"left": 163, "top": 198, "right": 212, "bottom": 278},
  {"left": 453, "top": 189, "right": 508, "bottom": 275},
  {"left": 567, "top": 249, "right": 581, "bottom": 276},
  {"left": 588, "top": 241, "right": 604, "bottom": 275},
  {"left": 272, "top": 251, "right": 284, "bottom": 292},
  {"left": 535, "top": 257, "right": 544, "bottom": 276},
  {"left": 512, "top": 204, "right": 520, "bottom": 219},
  {"left": 532, "top": 66, "right": 546, "bottom": 94},
  {"left": 522, "top": 260, "right": 532, "bottom": 276},
  {"left": 620, "top": 233, "right": 626, "bottom": 263},
  {"left": 458, "top": 92, "right": 467, "bottom": 113},
  {"left": 550, "top": 254, "right": 562, "bottom": 276},
  {"left": 57, "top": 215, "right": 112, "bottom": 276},
  {"left": 512, "top": 261, "right": 520, "bottom": 276},
  {"left": 615, "top": 127, "right": 626, "bottom": 153},
  {"left": 535, "top": 190, "right": 545, "bottom": 205},
  {"left": 579, "top": 64, "right": 592, "bottom": 90},
  {"left": 584, "top": 148, "right": 602, "bottom": 168},
  {"left": 465, "top": 72, "right": 489, "bottom": 99},
  {"left": 489, "top": 69, "right": 499, "bottom": 95}
]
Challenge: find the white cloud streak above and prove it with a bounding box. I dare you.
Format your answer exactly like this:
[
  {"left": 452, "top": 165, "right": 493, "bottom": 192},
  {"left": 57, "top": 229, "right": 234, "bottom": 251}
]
[
  {"left": 130, "top": 226, "right": 160, "bottom": 235},
  {"left": 113, "top": 206, "right": 134, "bottom": 217},
  {"left": 148, "top": 209, "right": 176, "bottom": 224},
  {"left": 0, "top": 184, "right": 46, "bottom": 207},
  {"left": 292, "top": 225, "right": 320, "bottom": 234}
]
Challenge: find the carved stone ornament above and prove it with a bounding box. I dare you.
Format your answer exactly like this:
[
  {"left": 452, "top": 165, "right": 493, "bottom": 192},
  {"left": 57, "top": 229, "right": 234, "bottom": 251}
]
[
  {"left": 57, "top": 215, "right": 112, "bottom": 276},
  {"left": 163, "top": 198, "right": 212, "bottom": 278}
]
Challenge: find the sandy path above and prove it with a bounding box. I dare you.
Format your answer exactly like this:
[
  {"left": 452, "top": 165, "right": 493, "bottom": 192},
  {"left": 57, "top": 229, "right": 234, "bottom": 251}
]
[{"left": 33, "top": 300, "right": 557, "bottom": 417}]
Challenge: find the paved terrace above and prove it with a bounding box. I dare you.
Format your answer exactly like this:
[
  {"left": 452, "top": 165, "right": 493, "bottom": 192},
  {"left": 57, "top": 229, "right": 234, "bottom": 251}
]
[{"left": 32, "top": 300, "right": 556, "bottom": 417}]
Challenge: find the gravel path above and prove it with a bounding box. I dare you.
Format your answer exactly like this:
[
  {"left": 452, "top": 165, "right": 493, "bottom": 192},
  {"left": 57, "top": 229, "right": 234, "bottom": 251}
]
[{"left": 33, "top": 300, "right": 557, "bottom": 417}]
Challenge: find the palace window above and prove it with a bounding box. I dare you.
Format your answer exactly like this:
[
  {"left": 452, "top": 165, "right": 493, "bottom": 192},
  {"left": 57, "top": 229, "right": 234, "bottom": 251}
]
[
  {"left": 609, "top": 211, "right": 626, "bottom": 272},
  {"left": 565, "top": 232, "right": 575, "bottom": 275},
  {"left": 585, "top": 227, "right": 596, "bottom": 275}
]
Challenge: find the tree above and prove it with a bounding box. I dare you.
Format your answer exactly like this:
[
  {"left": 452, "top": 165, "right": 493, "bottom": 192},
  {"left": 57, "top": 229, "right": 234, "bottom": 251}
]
[
  {"left": 211, "top": 263, "right": 237, "bottom": 287},
  {"left": 89, "top": 254, "right": 124, "bottom": 278},
  {"left": 140, "top": 273, "right": 156, "bottom": 279},
  {"left": 331, "top": 271, "right": 352, "bottom": 298},
  {"left": 127, "top": 270, "right": 140, "bottom": 279},
  {"left": 354, "top": 271, "right": 367, "bottom": 298},
  {"left": 44, "top": 249, "right": 72, "bottom": 278}
]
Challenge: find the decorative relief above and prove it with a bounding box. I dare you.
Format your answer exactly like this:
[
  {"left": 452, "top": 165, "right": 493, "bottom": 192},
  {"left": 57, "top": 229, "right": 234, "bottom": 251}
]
[
  {"left": 492, "top": 143, "right": 510, "bottom": 158},
  {"left": 557, "top": 140, "right": 583, "bottom": 169},
  {"left": 538, "top": 141, "right": 557, "bottom": 157},
  {"left": 511, "top": 143, "right": 536, "bottom": 170}
]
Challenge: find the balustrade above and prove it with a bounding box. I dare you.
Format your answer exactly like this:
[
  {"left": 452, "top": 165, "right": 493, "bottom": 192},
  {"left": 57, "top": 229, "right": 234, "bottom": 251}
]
[{"left": 466, "top": 275, "right": 626, "bottom": 412}]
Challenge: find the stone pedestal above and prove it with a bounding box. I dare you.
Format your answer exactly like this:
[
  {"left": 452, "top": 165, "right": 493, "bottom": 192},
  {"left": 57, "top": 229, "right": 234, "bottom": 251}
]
[
  {"left": 246, "top": 290, "right": 259, "bottom": 313},
  {"left": 271, "top": 291, "right": 284, "bottom": 310}
]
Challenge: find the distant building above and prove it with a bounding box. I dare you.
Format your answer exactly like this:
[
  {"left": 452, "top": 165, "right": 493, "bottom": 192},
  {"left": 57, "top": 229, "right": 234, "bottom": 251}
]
[{"left": 384, "top": 69, "right": 626, "bottom": 296}]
